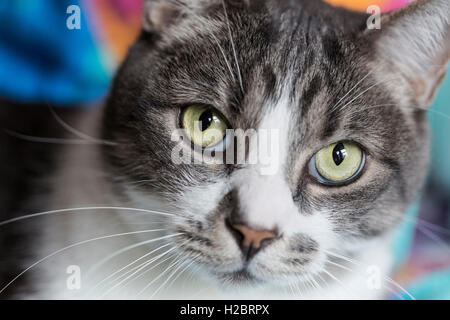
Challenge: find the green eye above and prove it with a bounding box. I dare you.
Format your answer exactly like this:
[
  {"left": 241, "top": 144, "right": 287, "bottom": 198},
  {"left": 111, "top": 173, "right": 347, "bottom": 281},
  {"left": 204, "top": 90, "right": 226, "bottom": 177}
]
[
  {"left": 181, "top": 104, "right": 229, "bottom": 148},
  {"left": 310, "top": 141, "right": 364, "bottom": 183}
]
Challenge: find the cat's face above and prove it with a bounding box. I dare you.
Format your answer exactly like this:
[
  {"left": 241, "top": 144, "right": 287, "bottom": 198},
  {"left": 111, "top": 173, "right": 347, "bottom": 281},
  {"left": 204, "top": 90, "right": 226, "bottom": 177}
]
[{"left": 103, "top": 0, "right": 448, "bottom": 290}]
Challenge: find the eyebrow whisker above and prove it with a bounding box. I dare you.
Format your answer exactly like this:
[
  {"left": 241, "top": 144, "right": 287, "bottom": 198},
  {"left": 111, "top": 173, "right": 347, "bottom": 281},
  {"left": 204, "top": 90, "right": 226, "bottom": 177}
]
[{"left": 222, "top": 0, "right": 244, "bottom": 93}]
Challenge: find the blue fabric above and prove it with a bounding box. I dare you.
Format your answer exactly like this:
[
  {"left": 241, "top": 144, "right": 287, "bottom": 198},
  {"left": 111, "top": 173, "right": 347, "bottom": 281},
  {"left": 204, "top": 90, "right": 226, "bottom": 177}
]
[
  {"left": 403, "top": 270, "right": 450, "bottom": 300},
  {"left": 392, "top": 201, "right": 420, "bottom": 269},
  {"left": 429, "top": 71, "right": 450, "bottom": 192},
  {"left": 0, "top": 0, "right": 110, "bottom": 105}
]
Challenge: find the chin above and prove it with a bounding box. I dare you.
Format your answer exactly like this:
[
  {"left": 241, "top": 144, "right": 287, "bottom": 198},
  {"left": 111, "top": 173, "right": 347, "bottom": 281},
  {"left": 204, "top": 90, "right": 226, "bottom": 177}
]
[{"left": 216, "top": 269, "right": 261, "bottom": 287}]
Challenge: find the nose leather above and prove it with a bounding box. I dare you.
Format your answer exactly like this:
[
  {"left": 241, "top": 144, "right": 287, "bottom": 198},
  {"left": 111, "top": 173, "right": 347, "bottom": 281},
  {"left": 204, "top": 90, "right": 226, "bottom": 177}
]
[
  {"left": 227, "top": 221, "right": 277, "bottom": 260},
  {"left": 231, "top": 224, "right": 277, "bottom": 249}
]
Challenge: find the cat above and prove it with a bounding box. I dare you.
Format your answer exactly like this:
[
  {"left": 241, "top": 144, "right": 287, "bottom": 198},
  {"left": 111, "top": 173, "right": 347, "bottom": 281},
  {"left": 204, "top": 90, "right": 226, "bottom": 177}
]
[{"left": 1, "top": 0, "right": 449, "bottom": 299}]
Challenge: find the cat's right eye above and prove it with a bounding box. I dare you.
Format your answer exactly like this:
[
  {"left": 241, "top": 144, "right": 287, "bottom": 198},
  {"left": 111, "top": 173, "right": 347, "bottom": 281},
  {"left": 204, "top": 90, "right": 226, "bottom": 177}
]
[
  {"left": 308, "top": 141, "right": 365, "bottom": 185},
  {"left": 180, "top": 104, "right": 230, "bottom": 149}
]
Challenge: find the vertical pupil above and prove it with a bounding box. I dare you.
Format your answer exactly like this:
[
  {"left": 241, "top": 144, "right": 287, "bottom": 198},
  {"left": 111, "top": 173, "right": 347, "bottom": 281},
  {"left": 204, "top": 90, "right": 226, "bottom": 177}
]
[
  {"left": 199, "top": 109, "right": 213, "bottom": 131},
  {"left": 332, "top": 142, "right": 347, "bottom": 166}
]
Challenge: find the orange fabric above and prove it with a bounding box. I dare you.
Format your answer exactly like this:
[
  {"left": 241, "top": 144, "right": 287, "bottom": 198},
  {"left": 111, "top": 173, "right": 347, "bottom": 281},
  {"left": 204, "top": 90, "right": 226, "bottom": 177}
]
[
  {"left": 91, "top": 0, "right": 142, "bottom": 62},
  {"left": 325, "top": 0, "right": 386, "bottom": 11},
  {"left": 325, "top": 0, "right": 410, "bottom": 12},
  {"left": 91, "top": 0, "right": 411, "bottom": 64}
]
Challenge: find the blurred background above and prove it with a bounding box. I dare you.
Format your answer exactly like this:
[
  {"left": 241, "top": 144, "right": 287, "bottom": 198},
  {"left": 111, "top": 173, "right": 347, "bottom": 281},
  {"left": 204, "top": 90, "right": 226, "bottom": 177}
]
[{"left": 0, "top": 0, "right": 448, "bottom": 299}]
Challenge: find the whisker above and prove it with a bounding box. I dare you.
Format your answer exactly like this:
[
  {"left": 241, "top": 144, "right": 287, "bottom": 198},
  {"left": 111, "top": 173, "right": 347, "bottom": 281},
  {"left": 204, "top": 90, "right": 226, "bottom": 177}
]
[
  {"left": 316, "top": 272, "right": 342, "bottom": 298},
  {"left": 283, "top": 275, "right": 300, "bottom": 297},
  {"left": 286, "top": 274, "right": 309, "bottom": 295},
  {"left": 100, "top": 239, "right": 190, "bottom": 297},
  {"left": 306, "top": 273, "right": 321, "bottom": 292},
  {"left": 168, "top": 0, "right": 236, "bottom": 83},
  {"left": 211, "top": 33, "right": 237, "bottom": 84},
  {"left": 385, "top": 285, "right": 406, "bottom": 300},
  {"left": 0, "top": 228, "right": 168, "bottom": 295},
  {"left": 222, "top": 0, "right": 244, "bottom": 93},
  {"left": 180, "top": 261, "right": 204, "bottom": 293},
  {"left": 417, "top": 218, "right": 450, "bottom": 235},
  {"left": 89, "top": 242, "right": 173, "bottom": 295},
  {"left": 109, "top": 221, "right": 167, "bottom": 229},
  {"left": 324, "top": 249, "right": 416, "bottom": 300},
  {"left": 330, "top": 70, "right": 376, "bottom": 113},
  {"left": 426, "top": 108, "right": 450, "bottom": 122},
  {"left": 401, "top": 213, "right": 450, "bottom": 236},
  {"left": 0, "top": 206, "right": 185, "bottom": 227},
  {"left": 297, "top": 277, "right": 309, "bottom": 296},
  {"left": 88, "top": 245, "right": 172, "bottom": 297},
  {"left": 189, "top": 280, "right": 209, "bottom": 299},
  {"left": 321, "top": 263, "right": 358, "bottom": 299},
  {"left": 3, "top": 104, "right": 118, "bottom": 147},
  {"left": 149, "top": 254, "right": 200, "bottom": 299},
  {"left": 325, "top": 259, "right": 353, "bottom": 272},
  {"left": 335, "top": 76, "right": 401, "bottom": 113},
  {"left": 100, "top": 247, "right": 180, "bottom": 298},
  {"left": 323, "top": 250, "right": 357, "bottom": 265},
  {"left": 339, "top": 101, "right": 450, "bottom": 124},
  {"left": 321, "top": 268, "right": 345, "bottom": 288},
  {"left": 86, "top": 233, "right": 181, "bottom": 280},
  {"left": 285, "top": 276, "right": 297, "bottom": 296},
  {"left": 417, "top": 224, "right": 450, "bottom": 251},
  {"left": 166, "top": 254, "right": 199, "bottom": 291},
  {"left": 303, "top": 275, "right": 316, "bottom": 293},
  {"left": 338, "top": 103, "right": 397, "bottom": 120},
  {"left": 384, "top": 277, "right": 415, "bottom": 300},
  {"left": 325, "top": 258, "right": 407, "bottom": 299},
  {"left": 3, "top": 129, "right": 100, "bottom": 145},
  {"left": 135, "top": 250, "right": 186, "bottom": 297},
  {"left": 106, "top": 240, "right": 189, "bottom": 287},
  {"left": 47, "top": 105, "right": 117, "bottom": 146}
]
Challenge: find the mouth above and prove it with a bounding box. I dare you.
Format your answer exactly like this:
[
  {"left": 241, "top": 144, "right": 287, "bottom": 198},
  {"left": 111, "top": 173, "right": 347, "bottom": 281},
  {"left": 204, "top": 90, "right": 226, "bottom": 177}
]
[{"left": 217, "top": 268, "right": 260, "bottom": 286}]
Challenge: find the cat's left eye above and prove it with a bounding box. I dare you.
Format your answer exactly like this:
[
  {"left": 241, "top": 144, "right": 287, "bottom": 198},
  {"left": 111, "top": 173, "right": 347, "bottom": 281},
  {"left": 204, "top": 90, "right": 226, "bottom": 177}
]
[
  {"left": 180, "top": 104, "right": 230, "bottom": 149},
  {"left": 308, "top": 141, "right": 365, "bottom": 184}
]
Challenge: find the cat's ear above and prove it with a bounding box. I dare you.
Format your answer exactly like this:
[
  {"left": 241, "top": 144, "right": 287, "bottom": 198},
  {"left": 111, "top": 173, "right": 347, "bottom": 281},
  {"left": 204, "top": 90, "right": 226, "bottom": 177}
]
[
  {"left": 367, "top": 0, "right": 450, "bottom": 108},
  {"left": 142, "top": 0, "right": 184, "bottom": 33},
  {"left": 142, "top": 0, "right": 212, "bottom": 33}
]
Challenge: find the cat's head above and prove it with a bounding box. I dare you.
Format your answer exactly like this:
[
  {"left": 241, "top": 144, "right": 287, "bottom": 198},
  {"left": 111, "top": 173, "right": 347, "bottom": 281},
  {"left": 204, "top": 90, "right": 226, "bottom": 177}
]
[{"left": 103, "top": 0, "right": 449, "bottom": 291}]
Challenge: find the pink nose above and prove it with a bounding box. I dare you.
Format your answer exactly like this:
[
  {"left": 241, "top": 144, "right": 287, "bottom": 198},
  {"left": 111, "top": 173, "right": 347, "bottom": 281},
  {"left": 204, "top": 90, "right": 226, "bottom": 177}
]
[
  {"left": 231, "top": 224, "right": 277, "bottom": 249},
  {"left": 227, "top": 221, "right": 277, "bottom": 260}
]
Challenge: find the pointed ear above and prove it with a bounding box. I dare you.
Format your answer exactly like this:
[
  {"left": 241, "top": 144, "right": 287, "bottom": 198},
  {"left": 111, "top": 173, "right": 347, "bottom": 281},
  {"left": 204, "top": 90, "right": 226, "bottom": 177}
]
[
  {"left": 142, "top": 0, "right": 184, "bottom": 33},
  {"left": 368, "top": 0, "right": 450, "bottom": 108},
  {"left": 142, "top": 0, "right": 217, "bottom": 33}
]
